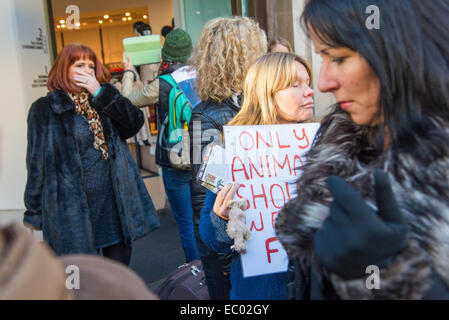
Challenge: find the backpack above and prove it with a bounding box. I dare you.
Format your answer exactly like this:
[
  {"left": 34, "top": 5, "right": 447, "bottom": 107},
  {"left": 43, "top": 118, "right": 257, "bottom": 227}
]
[{"left": 158, "top": 74, "right": 193, "bottom": 171}]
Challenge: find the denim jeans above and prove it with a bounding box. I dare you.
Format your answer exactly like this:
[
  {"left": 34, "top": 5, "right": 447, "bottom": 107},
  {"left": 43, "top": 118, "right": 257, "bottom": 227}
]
[
  {"left": 194, "top": 223, "right": 232, "bottom": 300},
  {"left": 162, "top": 167, "right": 200, "bottom": 262}
]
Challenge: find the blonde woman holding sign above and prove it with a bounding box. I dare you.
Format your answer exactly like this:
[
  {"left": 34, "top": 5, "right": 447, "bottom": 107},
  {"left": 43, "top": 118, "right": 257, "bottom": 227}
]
[{"left": 199, "top": 52, "right": 315, "bottom": 300}]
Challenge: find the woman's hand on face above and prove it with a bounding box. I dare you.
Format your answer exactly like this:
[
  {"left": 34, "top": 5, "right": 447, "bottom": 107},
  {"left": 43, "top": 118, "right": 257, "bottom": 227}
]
[
  {"left": 122, "top": 52, "right": 135, "bottom": 72},
  {"left": 73, "top": 71, "right": 101, "bottom": 96},
  {"left": 213, "top": 183, "right": 241, "bottom": 220}
]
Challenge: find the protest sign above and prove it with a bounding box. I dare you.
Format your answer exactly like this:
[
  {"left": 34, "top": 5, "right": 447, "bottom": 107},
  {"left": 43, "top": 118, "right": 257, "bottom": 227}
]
[{"left": 223, "top": 123, "right": 320, "bottom": 278}]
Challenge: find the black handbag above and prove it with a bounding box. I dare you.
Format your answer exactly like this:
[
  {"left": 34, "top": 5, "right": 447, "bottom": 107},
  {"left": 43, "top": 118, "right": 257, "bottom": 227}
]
[{"left": 155, "top": 260, "right": 209, "bottom": 300}]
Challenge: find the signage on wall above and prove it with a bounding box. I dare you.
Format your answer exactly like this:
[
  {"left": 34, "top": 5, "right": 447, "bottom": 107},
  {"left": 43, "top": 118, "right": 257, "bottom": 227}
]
[
  {"left": 22, "top": 28, "right": 48, "bottom": 53},
  {"left": 13, "top": 0, "right": 52, "bottom": 108}
]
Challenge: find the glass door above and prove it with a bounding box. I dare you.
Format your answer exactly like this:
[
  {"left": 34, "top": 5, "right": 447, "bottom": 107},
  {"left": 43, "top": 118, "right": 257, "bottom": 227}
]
[{"left": 182, "top": 0, "right": 232, "bottom": 44}]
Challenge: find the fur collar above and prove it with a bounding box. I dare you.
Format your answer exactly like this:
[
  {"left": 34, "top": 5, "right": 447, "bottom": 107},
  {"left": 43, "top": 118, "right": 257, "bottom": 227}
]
[
  {"left": 48, "top": 90, "right": 76, "bottom": 114},
  {"left": 275, "top": 106, "right": 449, "bottom": 285}
]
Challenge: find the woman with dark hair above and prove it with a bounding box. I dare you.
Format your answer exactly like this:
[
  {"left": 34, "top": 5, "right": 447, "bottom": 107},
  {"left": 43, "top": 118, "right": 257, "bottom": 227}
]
[
  {"left": 275, "top": 0, "right": 449, "bottom": 299},
  {"left": 24, "top": 43, "right": 160, "bottom": 264},
  {"left": 133, "top": 21, "right": 152, "bottom": 36}
]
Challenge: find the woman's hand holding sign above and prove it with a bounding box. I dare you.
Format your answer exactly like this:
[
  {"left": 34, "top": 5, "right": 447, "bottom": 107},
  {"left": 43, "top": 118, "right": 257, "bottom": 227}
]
[
  {"left": 213, "top": 183, "right": 252, "bottom": 254},
  {"left": 213, "top": 183, "right": 241, "bottom": 221}
]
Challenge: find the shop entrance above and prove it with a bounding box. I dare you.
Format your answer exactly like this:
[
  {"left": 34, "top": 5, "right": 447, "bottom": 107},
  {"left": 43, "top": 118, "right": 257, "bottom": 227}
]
[
  {"left": 47, "top": 0, "right": 174, "bottom": 67},
  {"left": 46, "top": 0, "right": 175, "bottom": 211}
]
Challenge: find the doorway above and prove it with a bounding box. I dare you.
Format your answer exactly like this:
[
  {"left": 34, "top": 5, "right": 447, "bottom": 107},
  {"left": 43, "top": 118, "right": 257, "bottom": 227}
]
[{"left": 47, "top": 0, "right": 174, "bottom": 68}]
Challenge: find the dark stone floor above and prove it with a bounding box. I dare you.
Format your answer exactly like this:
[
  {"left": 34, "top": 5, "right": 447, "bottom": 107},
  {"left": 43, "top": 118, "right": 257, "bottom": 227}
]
[{"left": 128, "top": 208, "right": 186, "bottom": 291}]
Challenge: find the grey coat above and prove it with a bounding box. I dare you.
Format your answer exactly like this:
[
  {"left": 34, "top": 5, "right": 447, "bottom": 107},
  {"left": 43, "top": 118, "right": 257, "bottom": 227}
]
[
  {"left": 24, "top": 83, "right": 160, "bottom": 255},
  {"left": 276, "top": 106, "right": 449, "bottom": 299}
]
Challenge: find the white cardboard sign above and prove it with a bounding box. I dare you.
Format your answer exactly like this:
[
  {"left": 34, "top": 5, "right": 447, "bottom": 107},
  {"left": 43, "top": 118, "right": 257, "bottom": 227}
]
[{"left": 223, "top": 123, "right": 320, "bottom": 278}]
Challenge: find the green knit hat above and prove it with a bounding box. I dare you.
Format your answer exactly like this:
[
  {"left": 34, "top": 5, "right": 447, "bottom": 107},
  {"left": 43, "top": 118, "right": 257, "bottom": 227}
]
[{"left": 161, "top": 29, "right": 193, "bottom": 63}]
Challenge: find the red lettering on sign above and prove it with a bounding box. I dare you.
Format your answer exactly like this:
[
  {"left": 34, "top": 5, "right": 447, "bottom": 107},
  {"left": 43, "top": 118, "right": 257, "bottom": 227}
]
[
  {"left": 275, "top": 130, "right": 291, "bottom": 149},
  {"left": 250, "top": 184, "right": 268, "bottom": 209},
  {"left": 248, "top": 156, "right": 264, "bottom": 179},
  {"left": 239, "top": 131, "right": 254, "bottom": 151},
  {"left": 272, "top": 154, "right": 292, "bottom": 177},
  {"left": 270, "top": 184, "right": 286, "bottom": 209},
  {"left": 265, "top": 237, "right": 279, "bottom": 264},
  {"left": 250, "top": 211, "right": 264, "bottom": 232},
  {"left": 256, "top": 130, "right": 273, "bottom": 149},
  {"left": 231, "top": 156, "right": 249, "bottom": 182},
  {"left": 293, "top": 128, "right": 310, "bottom": 149},
  {"left": 265, "top": 155, "right": 272, "bottom": 177},
  {"left": 293, "top": 155, "right": 304, "bottom": 176}
]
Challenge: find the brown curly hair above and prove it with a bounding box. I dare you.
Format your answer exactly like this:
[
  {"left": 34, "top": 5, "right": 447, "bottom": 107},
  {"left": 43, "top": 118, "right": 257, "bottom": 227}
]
[{"left": 188, "top": 16, "right": 267, "bottom": 103}]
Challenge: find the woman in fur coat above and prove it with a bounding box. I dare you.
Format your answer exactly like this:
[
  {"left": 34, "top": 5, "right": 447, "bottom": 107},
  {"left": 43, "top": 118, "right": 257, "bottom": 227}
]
[
  {"left": 23, "top": 44, "right": 160, "bottom": 264},
  {"left": 275, "top": 0, "right": 449, "bottom": 299}
]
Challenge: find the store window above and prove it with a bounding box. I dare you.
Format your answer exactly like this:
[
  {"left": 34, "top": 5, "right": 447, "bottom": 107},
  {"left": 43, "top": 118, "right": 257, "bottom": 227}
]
[
  {"left": 48, "top": 0, "right": 174, "bottom": 67},
  {"left": 182, "top": 0, "right": 232, "bottom": 44}
]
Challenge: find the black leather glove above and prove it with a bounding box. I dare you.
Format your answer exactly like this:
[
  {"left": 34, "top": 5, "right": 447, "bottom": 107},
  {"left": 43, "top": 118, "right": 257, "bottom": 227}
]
[{"left": 314, "top": 170, "right": 408, "bottom": 280}]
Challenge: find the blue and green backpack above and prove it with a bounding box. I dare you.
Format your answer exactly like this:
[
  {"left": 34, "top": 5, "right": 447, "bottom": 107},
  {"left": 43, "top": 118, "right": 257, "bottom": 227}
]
[{"left": 158, "top": 74, "right": 193, "bottom": 170}]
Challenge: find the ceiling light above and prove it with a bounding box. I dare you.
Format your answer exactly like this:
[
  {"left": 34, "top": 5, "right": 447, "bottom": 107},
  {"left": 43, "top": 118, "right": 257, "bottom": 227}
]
[
  {"left": 99, "top": 20, "right": 103, "bottom": 24},
  {"left": 127, "top": 17, "right": 132, "bottom": 21},
  {"left": 61, "top": 24, "right": 66, "bottom": 29},
  {"left": 122, "top": 17, "right": 127, "bottom": 21},
  {"left": 103, "top": 14, "right": 109, "bottom": 19},
  {"left": 56, "top": 25, "right": 61, "bottom": 29},
  {"left": 143, "top": 15, "right": 148, "bottom": 19},
  {"left": 59, "top": 19, "right": 65, "bottom": 24},
  {"left": 125, "top": 12, "right": 131, "bottom": 16}
]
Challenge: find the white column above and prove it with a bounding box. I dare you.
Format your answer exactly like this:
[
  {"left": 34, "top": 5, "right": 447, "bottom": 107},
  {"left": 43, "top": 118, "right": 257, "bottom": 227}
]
[
  {"left": 0, "top": 0, "right": 52, "bottom": 210},
  {"left": 292, "top": 0, "right": 336, "bottom": 118},
  {"left": 172, "top": 0, "right": 186, "bottom": 31}
]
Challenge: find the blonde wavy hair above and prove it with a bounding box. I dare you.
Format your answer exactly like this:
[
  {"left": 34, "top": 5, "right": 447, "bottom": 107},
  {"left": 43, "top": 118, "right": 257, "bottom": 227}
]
[
  {"left": 228, "top": 52, "right": 312, "bottom": 126},
  {"left": 188, "top": 16, "right": 267, "bottom": 103}
]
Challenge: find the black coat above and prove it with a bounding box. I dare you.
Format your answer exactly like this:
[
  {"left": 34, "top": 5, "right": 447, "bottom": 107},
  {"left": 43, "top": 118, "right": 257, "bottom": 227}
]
[
  {"left": 188, "top": 97, "right": 240, "bottom": 224},
  {"left": 24, "top": 83, "right": 160, "bottom": 255}
]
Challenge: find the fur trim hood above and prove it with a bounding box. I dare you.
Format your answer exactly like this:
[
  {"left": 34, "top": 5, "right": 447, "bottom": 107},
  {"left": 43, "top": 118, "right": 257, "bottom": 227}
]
[{"left": 275, "top": 106, "right": 449, "bottom": 299}]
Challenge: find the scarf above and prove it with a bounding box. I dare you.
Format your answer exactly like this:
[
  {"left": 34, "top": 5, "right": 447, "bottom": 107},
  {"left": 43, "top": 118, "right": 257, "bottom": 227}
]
[{"left": 68, "top": 92, "right": 109, "bottom": 160}]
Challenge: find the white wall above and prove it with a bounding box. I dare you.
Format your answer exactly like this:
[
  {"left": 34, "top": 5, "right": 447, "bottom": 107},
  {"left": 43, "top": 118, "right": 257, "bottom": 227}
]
[
  {"left": 0, "top": 1, "right": 31, "bottom": 210},
  {"left": 0, "top": 0, "right": 52, "bottom": 210},
  {"left": 292, "top": 0, "right": 336, "bottom": 118}
]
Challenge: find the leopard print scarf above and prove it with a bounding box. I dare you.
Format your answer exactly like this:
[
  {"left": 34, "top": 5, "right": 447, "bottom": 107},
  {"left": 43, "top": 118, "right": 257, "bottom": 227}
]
[{"left": 68, "top": 92, "right": 109, "bottom": 160}]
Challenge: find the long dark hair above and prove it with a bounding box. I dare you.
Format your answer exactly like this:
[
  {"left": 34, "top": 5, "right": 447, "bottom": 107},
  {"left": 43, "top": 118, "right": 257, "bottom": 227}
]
[{"left": 302, "top": 0, "right": 449, "bottom": 149}]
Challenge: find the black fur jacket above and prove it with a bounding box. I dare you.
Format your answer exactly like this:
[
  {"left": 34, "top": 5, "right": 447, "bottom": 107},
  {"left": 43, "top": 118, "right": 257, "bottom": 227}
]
[
  {"left": 275, "top": 106, "right": 449, "bottom": 299},
  {"left": 24, "top": 83, "right": 160, "bottom": 255}
]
